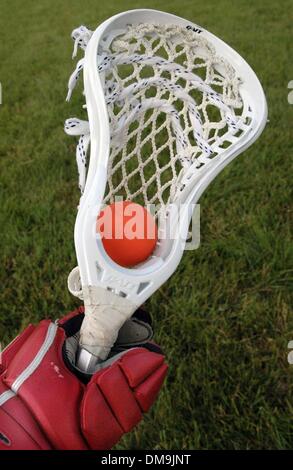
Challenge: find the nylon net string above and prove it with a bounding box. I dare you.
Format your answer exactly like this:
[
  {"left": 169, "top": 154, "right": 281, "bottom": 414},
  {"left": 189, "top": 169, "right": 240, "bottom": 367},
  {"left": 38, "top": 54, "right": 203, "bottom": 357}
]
[
  {"left": 66, "top": 24, "right": 246, "bottom": 211},
  {"left": 99, "top": 24, "right": 244, "bottom": 210}
]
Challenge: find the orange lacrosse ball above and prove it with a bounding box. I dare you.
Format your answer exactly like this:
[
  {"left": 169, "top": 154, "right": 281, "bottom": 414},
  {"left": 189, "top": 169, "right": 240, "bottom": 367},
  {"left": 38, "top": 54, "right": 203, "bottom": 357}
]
[{"left": 96, "top": 200, "right": 158, "bottom": 267}]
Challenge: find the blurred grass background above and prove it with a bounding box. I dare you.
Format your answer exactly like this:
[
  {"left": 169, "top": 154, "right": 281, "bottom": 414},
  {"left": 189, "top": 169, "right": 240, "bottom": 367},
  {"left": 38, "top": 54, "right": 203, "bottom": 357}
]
[{"left": 0, "top": 0, "right": 292, "bottom": 450}]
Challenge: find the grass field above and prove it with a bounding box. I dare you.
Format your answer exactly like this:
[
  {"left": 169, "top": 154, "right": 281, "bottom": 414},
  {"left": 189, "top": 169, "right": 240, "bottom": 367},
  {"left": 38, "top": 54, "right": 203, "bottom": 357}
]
[{"left": 0, "top": 0, "right": 292, "bottom": 450}]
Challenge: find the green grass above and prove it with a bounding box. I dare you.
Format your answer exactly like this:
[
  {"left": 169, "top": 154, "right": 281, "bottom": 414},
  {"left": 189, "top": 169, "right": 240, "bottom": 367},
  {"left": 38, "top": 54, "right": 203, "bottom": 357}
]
[{"left": 0, "top": 0, "right": 292, "bottom": 450}]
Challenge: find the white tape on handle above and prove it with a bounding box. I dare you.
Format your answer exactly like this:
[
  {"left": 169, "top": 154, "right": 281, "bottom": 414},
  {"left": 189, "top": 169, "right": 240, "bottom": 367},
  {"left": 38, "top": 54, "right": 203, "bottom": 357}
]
[{"left": 79, "top": 286, "right": 137, "bottom": 360}]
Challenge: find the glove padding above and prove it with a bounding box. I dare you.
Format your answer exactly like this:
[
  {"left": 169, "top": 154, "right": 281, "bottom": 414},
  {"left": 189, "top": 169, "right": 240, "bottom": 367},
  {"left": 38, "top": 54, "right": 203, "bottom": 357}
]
[{"left": 0, "top": 307, "right": 167, "bottom": 450}]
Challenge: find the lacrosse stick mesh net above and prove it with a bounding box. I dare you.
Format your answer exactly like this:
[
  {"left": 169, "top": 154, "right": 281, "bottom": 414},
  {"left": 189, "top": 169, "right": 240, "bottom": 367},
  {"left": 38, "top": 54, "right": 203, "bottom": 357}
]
[{"left": 66, "top": 24, "right": 245, "bottom": 212}]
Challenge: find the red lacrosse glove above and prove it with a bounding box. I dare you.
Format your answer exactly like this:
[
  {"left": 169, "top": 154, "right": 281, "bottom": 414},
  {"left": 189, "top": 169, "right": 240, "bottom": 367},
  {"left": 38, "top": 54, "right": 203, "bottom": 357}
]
[{"left": 0, "top": 307, "right": 167, "bottom": 450}]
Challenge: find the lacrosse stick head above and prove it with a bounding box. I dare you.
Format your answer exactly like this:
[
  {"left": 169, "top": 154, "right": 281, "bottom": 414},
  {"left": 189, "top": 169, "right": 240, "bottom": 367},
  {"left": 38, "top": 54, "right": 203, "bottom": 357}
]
[{"left": 65, "top": 9, "right": 267, "bottom": 369}]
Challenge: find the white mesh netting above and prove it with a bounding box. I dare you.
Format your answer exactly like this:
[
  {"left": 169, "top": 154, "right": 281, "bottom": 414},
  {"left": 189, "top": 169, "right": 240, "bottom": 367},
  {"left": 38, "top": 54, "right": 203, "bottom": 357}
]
[{"left": 65, "top": 23, "right": 248, "bottom": 212}]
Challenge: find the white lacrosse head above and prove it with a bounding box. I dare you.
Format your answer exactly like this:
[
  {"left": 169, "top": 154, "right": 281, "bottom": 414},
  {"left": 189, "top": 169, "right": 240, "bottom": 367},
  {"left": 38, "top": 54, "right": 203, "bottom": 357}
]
[{"left": 65, "top": 9, "right": 267, "bottom": 365}]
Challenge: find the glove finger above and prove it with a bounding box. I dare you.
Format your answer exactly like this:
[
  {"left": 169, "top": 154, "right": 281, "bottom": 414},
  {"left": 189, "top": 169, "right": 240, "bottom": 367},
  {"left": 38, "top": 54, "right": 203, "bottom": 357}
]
[
  {"left": 81, "top": 382, "right": 124, "bottom": 450},
  {"left": 134, "top": 363, "right": 168, "bottom": 412},
  {"left": 82, "top": 348, "right": 167, "bottom": 450},
  {"left": 119, "top": 348, "right": 165, "bottom": 388},
  {"left": 94, "top": 364, "right": 142, "bottom": 432}
]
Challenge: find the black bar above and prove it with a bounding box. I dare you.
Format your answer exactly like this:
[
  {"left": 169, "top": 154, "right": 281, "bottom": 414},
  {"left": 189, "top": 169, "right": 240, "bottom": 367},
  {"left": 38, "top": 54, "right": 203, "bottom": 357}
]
[{"left": 0, "top": 449, "right": 292, "bottom": 465}]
